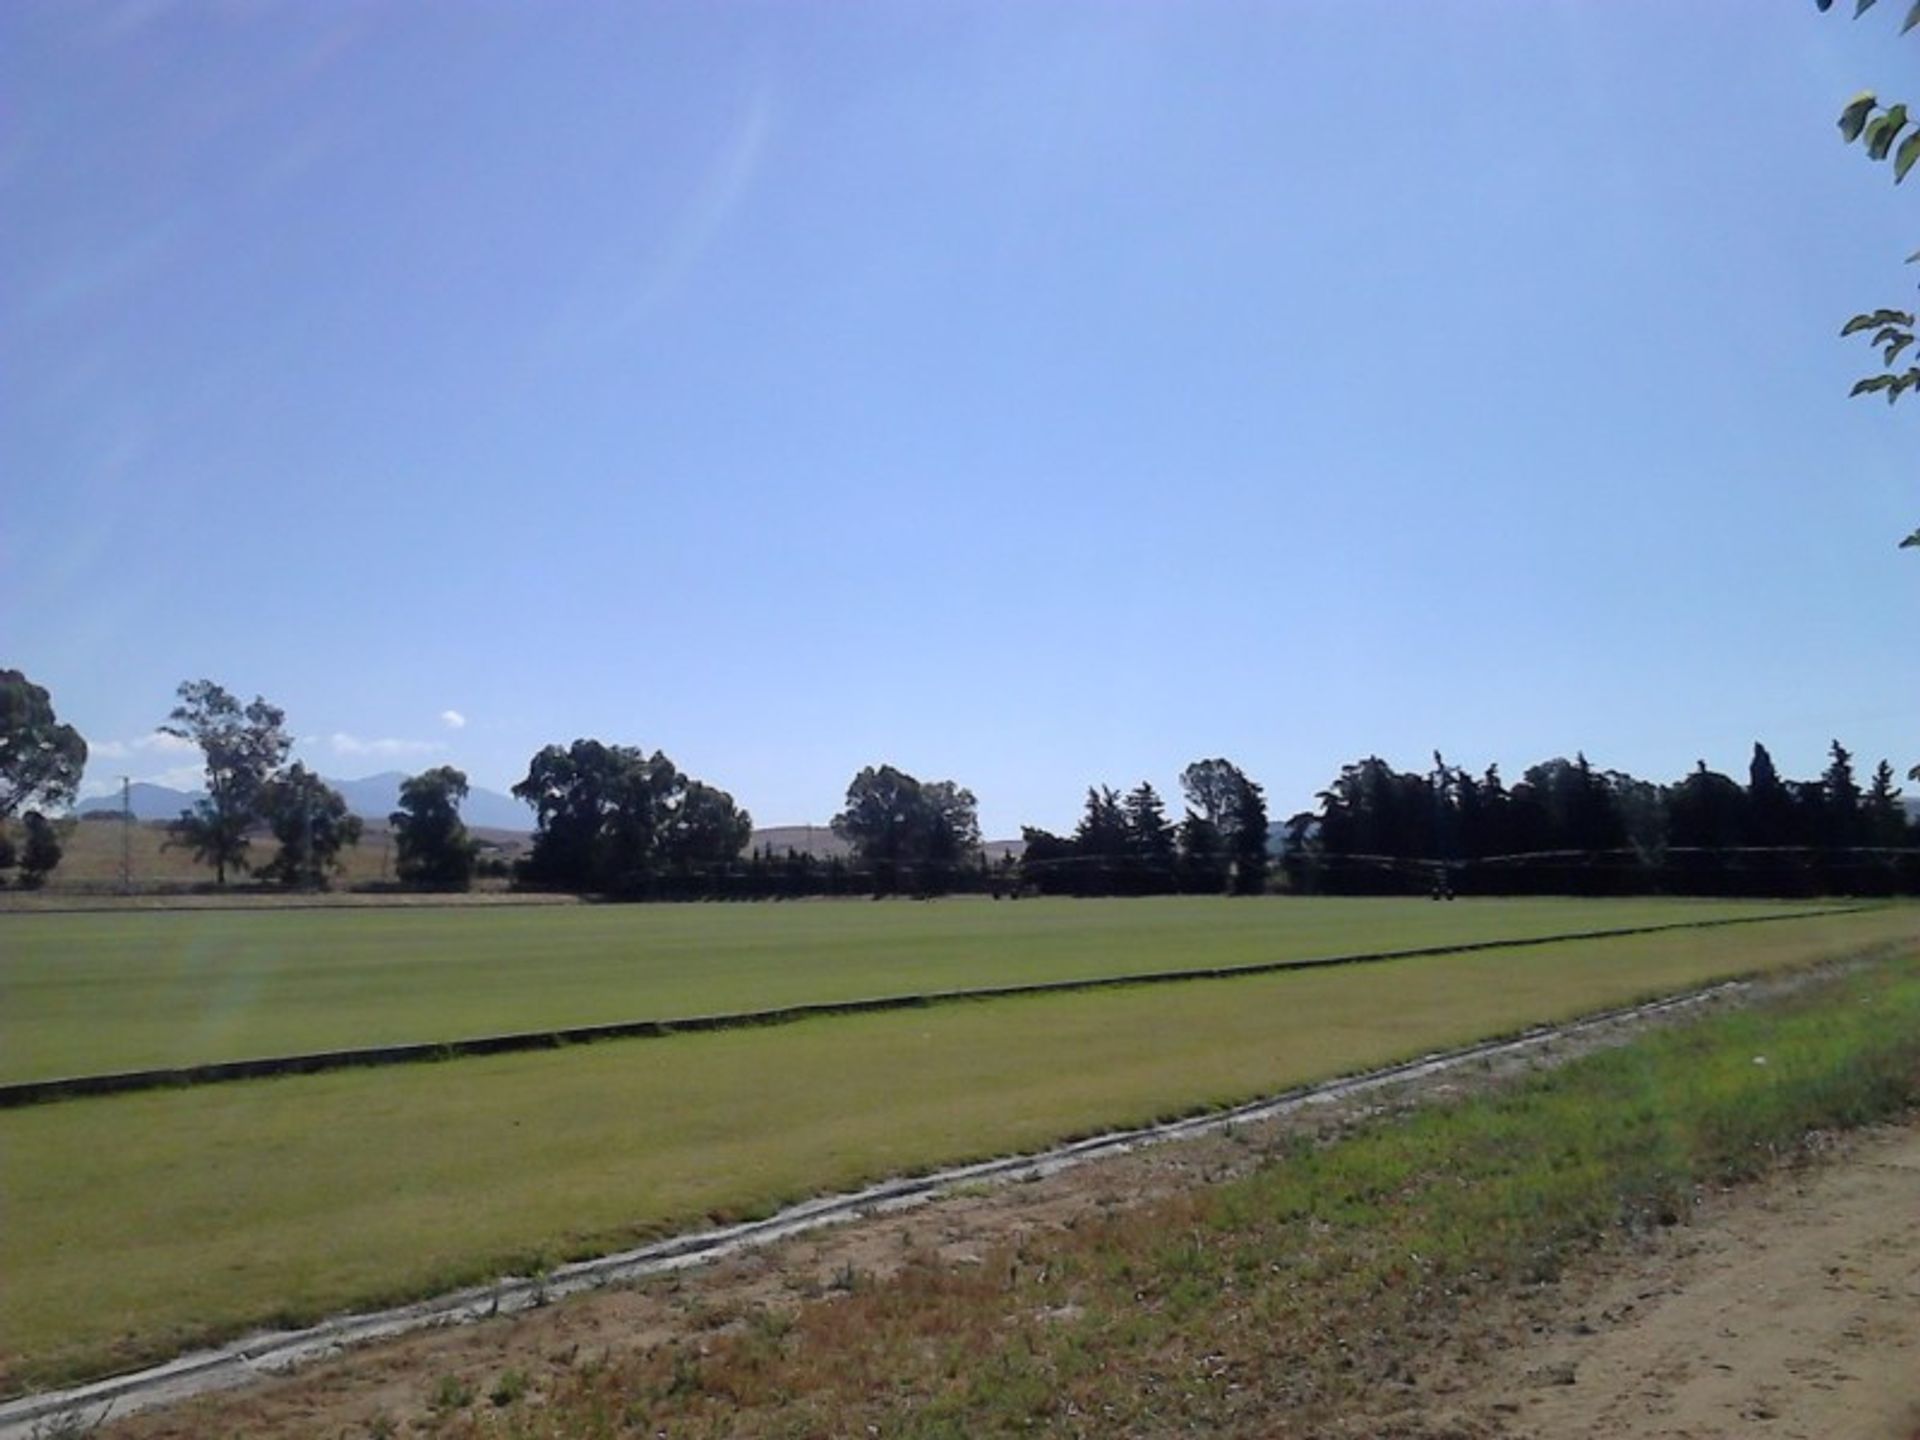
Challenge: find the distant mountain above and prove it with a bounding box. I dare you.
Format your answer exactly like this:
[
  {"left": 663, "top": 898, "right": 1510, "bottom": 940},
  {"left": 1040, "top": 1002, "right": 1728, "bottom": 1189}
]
[
  {"left": 78, "top": 772, "right": 532, "bottom": 832},
  {"left": 76, "top": 781, "right": 204, "bottom": 822}
]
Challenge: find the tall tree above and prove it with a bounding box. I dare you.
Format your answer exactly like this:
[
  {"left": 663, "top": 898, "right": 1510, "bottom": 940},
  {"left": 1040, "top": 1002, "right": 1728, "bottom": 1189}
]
[
  {"left": 1180, "top": 759, "right": 1243, "bottom": 835},
  {"left": 392, "top": 766, "right": 479, "bottom": 888},
  {"left": 1122, "top": 782, "right": 1177, "bottom": 891},
  {"left": 0, "top": 669, "right": 87, "bottom": 821},
  {"left": 258, "top": 764, "right": 362, "bottom": 888},
  {"left": 1747, "top": 743, "right": 1795, "bottom": 846},
  {"left": 513, "top": 740, "right": 687, "bottom": 894},
  {"left": 1229, "top": 770, "right": 1270, "bottom": 895},
  {"left": 1073, "top": 786, "right": 1130, "bottom": 895},
  {"left": 1181, "top": 757, "right": 1269, "bottom": 895},
  {"left": 1865, "top": 759, "right": 1909, "bottom": 845},
  {"left": 1178, "top": 811, "right": 1229, "bottom": 894},
  {"left": 1820, "top": 739, "right": 1864, "bottom": 848},
  {"left": 831, "top": 764, "right": 979, "bottom": 895},
  {"left": 160, "top": 680, "right": 292, "bottom": 885},
  {"left": 660, "top": 779, "right": 753, "bottom": 874}
]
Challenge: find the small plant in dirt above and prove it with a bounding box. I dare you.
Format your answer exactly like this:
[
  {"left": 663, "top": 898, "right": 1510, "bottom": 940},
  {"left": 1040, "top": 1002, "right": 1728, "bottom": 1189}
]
[
  {"left": 429, "top": 1374, "right": 474, "bottom": 1412},
  {"left": 488, "top": 1369, "right": 529, "bottom": 1407},
  {"left": 828, "top": 1260, "right": 864, "bottom": 1293}
]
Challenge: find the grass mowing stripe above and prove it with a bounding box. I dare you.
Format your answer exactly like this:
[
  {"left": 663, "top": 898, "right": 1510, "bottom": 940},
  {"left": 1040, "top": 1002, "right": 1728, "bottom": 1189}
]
[
  {"left": 0, "top": 902, "right": 1870, "bottom": 1106},
  {"left": 495, "top": 944, "right": 1920, "bottom": 1440},
  {"left": 3, "top": 907, "right": 1911, "bottom": 1396},
  {"left": 0, "top": 896, "right": 1835, "bottom": 1084}
]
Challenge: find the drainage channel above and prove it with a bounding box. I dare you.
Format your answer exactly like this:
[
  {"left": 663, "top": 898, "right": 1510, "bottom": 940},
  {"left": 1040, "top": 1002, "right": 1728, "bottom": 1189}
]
[{"left": 0, "top": 979, "right": 1746, "bottom": 1440}]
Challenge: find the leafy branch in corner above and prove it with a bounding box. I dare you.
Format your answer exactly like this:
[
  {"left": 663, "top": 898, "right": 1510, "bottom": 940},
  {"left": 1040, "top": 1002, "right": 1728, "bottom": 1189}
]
[{"left": 1818, "top": 0, "right": 1920, "bottom": 546}]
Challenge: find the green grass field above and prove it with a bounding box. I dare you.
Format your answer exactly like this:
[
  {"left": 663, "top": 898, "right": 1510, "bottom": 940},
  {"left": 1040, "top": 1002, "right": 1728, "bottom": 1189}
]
[
  {"left": 0, "top": 895, "right": 1842, "bottom": 1083},
  {"left": 2, "top": 902, "right": 1913, "bottom": 1394},
  {"left": 464, "top": 946, "right": 1920, "bottom": 1440}
]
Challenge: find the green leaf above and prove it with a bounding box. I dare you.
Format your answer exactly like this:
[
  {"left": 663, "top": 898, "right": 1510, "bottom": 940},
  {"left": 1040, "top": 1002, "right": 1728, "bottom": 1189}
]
[
  {"left": 1841, "top": 92, "right": 1879, "bottom": 142},
  {"left": 1850, "top": 375, "right": 1895, "bottom": 396},
  {"left": 1898, "top": 129, "right": 1920, "bottom": 180},
  {"left": 1856, "top": 0, "right": 1881, "bottom": 14},
  {"left": 1815, "top": 0, "right": 1835, "bottom": 11},
  {"left": 1883, "top": 333, "right": 1915, "bottom": 366},
  {"left": 1900, "top": 527, "right": 1920, "bottom": 549},
  {"left": 1905, "top": 0, "right": 1920, "bottom": 30},
  {"left": 1867, "top": 105, "right": 1910, "bottom": 160},
  {"left": 1842, "top": 308, "right": 1916, "bottom": 335}
]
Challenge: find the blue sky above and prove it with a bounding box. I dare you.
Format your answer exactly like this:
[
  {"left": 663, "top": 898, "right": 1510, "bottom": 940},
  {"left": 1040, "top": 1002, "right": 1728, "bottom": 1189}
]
[{"left": 2, "top": 1, "right": 1913, "bottom": 837}]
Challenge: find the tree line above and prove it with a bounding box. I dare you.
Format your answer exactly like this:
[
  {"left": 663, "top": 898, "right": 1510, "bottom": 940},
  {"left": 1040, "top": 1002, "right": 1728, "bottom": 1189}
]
[
  {"left": 4, "top": 667, "right": 1917, "bottom": 899},
  {"left": 1281, "top": 744, "right": 1920, "bottom": 897},
  {"left": 1016, "top": 759, "right": 1270, "bottom": 896}
]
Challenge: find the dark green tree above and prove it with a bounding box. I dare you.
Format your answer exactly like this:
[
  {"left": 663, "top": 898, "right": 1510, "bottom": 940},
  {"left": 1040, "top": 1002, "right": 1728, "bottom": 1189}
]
[
  {"left": 160, "top": 680, "right": 292, "bottom": 885},
  {"left": 1072, "top": 786, "right": 1130, "bottom": 895},
  {"left": 1748, "top": 743, "right": 1796, "bottom": 845},
  {"left": 1229, "top": 771, "right": 1270, "bottom": 895},
  {"left": 0, "top": 669, "right": 87, "bottom": 822},
  {"left": 831, "top": 765, "right": 979, "bottom": 895},
  {"left": 258, "top": 764, "right": 362, "bottom": 888},
  {"left": 1667, "top": 763, "right": 1747, "bottom": 850},
  {"left": 1181, "top": 758, "right": 1269, "bottom": 895},
  {"left": 1177, "top": 812, "right": 1228, "bottom": 894},
  {"left": 514, "top": 741, "right": 686, "bottom": 893},
  {"left": 1820, "top": 739, "right": 1864, "bottom": 848},
  {"left": 1865, "top": 759, "right": 1909, "bottom": 844},
  {"left": 660, "top": 779, "right": 753, "bottom": 874},
  {"left": 1018, "top": 825, "right": 1076, "bottom": 895},
  {"left": 392, "top": 766, "right": 478, "bottom": 888},
  {"left": 18, "top": 811, "right": 62, "bottom": 888},
  {"left": 1122, "top": 782, "right": 1177, "bottom": 892}
]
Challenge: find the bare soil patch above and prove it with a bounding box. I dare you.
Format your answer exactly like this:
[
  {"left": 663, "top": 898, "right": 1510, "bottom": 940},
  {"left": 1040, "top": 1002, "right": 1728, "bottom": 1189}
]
[{"left": 1438, "top": 1121, "right": 1920, "bottom": 1440}]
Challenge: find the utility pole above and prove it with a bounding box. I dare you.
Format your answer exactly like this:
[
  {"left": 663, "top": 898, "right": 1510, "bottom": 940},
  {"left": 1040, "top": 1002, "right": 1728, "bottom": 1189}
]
[{"left": 120, "top": 776, "right": 132, "bottom": 894}]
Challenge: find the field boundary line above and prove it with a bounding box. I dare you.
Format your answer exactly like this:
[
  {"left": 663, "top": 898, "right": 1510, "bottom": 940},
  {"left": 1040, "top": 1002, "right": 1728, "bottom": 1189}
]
[
  {"left": 0, "top": 905, "right": 1878, "bottom": 1109},
  {"left": 0, "top": 974, "right": 1774, "bottom": 1439}
]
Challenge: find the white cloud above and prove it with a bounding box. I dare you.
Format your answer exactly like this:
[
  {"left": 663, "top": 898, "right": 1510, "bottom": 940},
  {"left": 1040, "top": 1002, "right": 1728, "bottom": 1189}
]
[
  {"left": 328, "top": 732, "right": 442, "bottom": 759},
  {"left": 440, "top": 709, "right": 467, "bottom": 730},
  {"left": 88, "top": 731, "right": 197, "bottom": 760}
]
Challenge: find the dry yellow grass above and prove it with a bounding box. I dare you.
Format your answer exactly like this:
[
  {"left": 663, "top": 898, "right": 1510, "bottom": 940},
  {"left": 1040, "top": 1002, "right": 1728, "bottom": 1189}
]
[{"left": 18, "top": 818, "right": 525, "bottom": 894}]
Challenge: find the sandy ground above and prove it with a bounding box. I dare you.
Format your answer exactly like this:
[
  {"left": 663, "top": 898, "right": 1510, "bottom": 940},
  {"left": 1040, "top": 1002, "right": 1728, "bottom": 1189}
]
[
  {"left": 1449, "top": 1121, "right": 1920, "bottom": 1440},
  {"left": 70, "top": 976, "right": 1920, "bottom": 1440}
]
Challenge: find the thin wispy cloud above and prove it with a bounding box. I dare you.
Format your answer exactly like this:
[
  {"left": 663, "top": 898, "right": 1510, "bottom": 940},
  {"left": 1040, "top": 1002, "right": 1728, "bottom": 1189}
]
[
  {"left": 539, "top": 82, "right": 773, "bottom": 359},
  {"left": 440, "top": 709, "right": 467, "bottom": 730}
]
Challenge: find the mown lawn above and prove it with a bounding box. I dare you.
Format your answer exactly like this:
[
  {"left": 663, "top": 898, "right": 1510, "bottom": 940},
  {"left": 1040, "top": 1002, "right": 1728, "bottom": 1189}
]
[
  {"left": 0, "top": 895, "right": 1840, "bottom": 1083},
  {"left": 2, "top": 904, "right": 1911, "bottom": 1395},
  {"left": 444, "top": 930, "right": 1920, "bottom": 1439}
]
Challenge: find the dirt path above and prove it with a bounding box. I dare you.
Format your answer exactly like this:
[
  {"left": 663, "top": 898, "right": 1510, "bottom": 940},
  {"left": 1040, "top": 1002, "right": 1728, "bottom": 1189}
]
[{"left": 1456, "top": 1122, "right": 1920, "bottom": 1440}]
